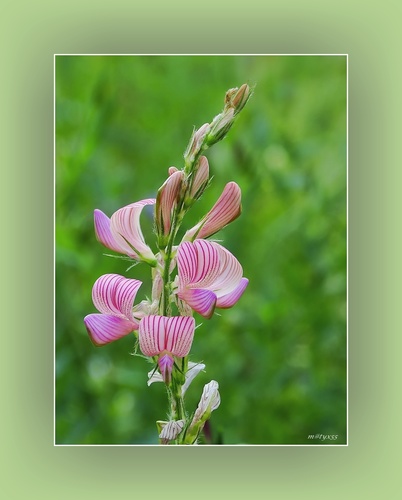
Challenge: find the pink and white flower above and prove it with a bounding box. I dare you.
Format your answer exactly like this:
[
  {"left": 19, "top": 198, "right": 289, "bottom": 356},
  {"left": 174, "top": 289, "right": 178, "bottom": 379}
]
[
  {"left": 84, "top": 274, "right": 143, "bottom": 346},
  {"left": 139, "top": 315, "right": 195, "bottom": 383},
  {"left": 94, "top": 199, "right": 156, "bottom": 265},
  {"left": 177, "top": 239, "right": 248, "bottom": 319},
  {"left": 183, "top": 182, "right": 241, "bottom": 241}
]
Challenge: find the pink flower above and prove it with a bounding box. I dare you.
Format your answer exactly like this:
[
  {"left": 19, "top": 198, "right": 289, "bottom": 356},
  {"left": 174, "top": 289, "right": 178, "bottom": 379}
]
[
  {"left": 84, "top": 274, "right": 142, "bottom": 346},
  {"left": 177, "top": 239, "right": 248, "bottom": 319},
  {"left": 139, "top": 315, "right": 195, "bottom": 383},
  {"left": 94, "top": 199, "right": 156, "bottom": 265},
  {"left": 183, "top": 182, "right": 241, "bottom": 241}
]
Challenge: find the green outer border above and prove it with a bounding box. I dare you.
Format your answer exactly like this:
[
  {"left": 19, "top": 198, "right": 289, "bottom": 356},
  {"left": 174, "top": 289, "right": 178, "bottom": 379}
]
[{"left": 3, "top": 1, "right": 400, "bottom": 498}]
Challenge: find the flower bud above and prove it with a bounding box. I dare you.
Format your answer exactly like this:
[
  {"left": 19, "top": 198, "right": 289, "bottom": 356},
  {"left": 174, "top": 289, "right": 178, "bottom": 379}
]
[
  {"left": 184, "top": 381, "right": 220, "bottom": 443},
  {"left": 184, "top": 156, "right": 210, "bottom": 209},
  {"left": 206, "top": 108, "right": 235, "bottom": 146},
  {"left": 184, "top": 123, "right": 210, "bottom": 167},
  {"left": 231, "top": 83, "right": 251, "bottom": 115},
  {"left": 155, "top": 170, "right": 184, "bottom": 247},
  {"left": 168, "top": 166, "right": 179, "bottom": 176}
]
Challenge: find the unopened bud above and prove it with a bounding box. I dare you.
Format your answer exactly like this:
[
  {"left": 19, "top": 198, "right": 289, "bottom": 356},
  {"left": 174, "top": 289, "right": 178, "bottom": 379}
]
[
  {"left": 168, "top": 166, "right": 179, "bottom": 176},
  {"left": 184, "top": 123, "right": 210, "bottom": 167},
  {"left": 206, "top": 108, "right": 235, "bottom": 146},
  {"left": 184, "top": 156, "right": 210, "bottom": 209},
  {"left": 224, "top": 83, "right": 252, "bottom": 116},
  {"left": 231, "top": 84, "right": 251, "bottom": 115},
  {"left": 184, "top": 381, "right": 221, "bottom": 443},
  {"left": 155, "top": 170, "right": 184, "bottom": 247}
]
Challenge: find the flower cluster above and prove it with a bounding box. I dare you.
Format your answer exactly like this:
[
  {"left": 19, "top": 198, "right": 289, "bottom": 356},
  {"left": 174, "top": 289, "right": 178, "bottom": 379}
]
[{"left": 84, "top": 84, "right": 252, "bottom": 444}]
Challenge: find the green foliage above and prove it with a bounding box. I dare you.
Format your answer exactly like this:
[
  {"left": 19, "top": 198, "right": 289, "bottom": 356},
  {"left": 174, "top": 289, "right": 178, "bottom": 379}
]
[{"left": 56, "top": 55, "right": 346, "bottom": 444}]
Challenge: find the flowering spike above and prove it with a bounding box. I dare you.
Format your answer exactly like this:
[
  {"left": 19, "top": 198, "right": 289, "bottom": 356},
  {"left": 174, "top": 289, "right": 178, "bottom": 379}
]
[
  {"left": 184, "top": 182, "right": 242, "bottom": 241},
  {"left": 84, "top": 83, "right": 252, "bottom": 444},
  {"left": 177, "top": 240, "right": 248, "bottom": 318},
  {"left": 84, "top": 274, "right": 142, "bottom": 346}
]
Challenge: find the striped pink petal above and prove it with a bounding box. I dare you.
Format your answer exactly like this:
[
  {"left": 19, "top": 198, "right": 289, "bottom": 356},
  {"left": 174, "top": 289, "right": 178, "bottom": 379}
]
[
  {"left": 94, "top": 209, "right": 131, "bottom": 255},
  {"left": 178, "top": 288, "right": 217, "bottom": 319},
  {"left": 110, "top": 199, "right": 156, "bottom": 263},
  {"left": 139, "top": 315, "right": 195, "bottom": 384},
  {"left": 177, "top": 240, "right": 248, "bottom": 318},
  {"left": 156, "top": 170, "right": 184, "bottom": 236},
  {"left": 138, "top": 315, "right": 195, "bottom": 357},
  {"left": 165, "top": 316, "right": 196, "bottom": 357},
  {"left": 84, "top": 313, "right": 138, "bottom": 346},
  {"left": 91, "top": 274, "right": 142, "bottom": 324},
  {"left": 216, "top": 277, "right": 249, "bottom": 308},
  {"left": 184, "top": 182, "right": 241, "bottom": 241},
  {"left": 158, "top": 354, "right": 175, "bottom": 384},
  {"left": 177, "top": 240, "right": 220, "bottom": 288},
  {"left": 206, "top": 242, "right": 243, "bottom": 296}
]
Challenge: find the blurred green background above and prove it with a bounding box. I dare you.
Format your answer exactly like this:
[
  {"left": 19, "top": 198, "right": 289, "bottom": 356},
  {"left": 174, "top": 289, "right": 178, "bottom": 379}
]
[{"left": 56, "top": 55, "right": 346, "bottom": 445}]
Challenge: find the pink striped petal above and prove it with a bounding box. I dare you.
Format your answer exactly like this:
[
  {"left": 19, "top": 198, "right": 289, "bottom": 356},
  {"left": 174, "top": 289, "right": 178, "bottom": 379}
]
[
  {"left": 208, "top": 242, "right": 244, "bottom": 296},
  {"left": 158, "top": 354, "right": 174, "bottom": 384},
  {"left": 156, "top": 170, "right": 184, "bottom": 236},
  {"left": 94, "top": 209, "right": 130, "bottom": 255},
  {"left": 138, "top": 315, "right": 165, "bottom": 357},
  {"left": 84, "top": 313, "right": 137, "bottom": 346},
  {"left": 177, "top": 288, "right": 217, "bottom": 319},
  {"left": 216, "top": 277, "right": 249, "bottom": 308},
  {"left": 177, "top": 240, "right": 247, "bottom": 317},
  {"left": 165, "top": 316, "right": 196, "bottom": 357},
  {"left": 139, "top": 315, "right": 195, "bottom": 358},
  {"left": 91, "top": 274, "right": 142, "bottom": 324},
  {"left": 177, "top": 240, "right": 220, "bottom": 288},
  {"left": 110, "top": 199, "right": 156, "bottom": 263},
  {"left": 184, "top": 182, "right": 241, "bottom": 241}
]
